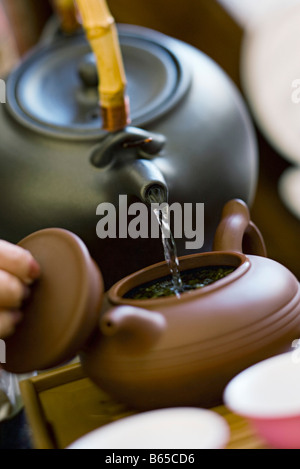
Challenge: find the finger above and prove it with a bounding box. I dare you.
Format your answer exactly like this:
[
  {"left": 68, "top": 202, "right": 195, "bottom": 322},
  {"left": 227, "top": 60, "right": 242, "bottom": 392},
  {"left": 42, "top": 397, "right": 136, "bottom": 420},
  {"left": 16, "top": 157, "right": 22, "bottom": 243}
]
[
  {"left": 0, "top": 241, "right": 40, "bottom": 285},
  {"left": 0, "top": 270, "right": 28, "bottom": 309},
  {"left": 0, "top": 311, "right": 23, "bottom": 339}
]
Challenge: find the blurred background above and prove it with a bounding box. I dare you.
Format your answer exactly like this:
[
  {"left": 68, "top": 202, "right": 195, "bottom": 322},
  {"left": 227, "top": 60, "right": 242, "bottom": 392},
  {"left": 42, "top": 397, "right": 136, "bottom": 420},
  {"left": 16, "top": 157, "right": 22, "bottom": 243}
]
[{"left": 0, "top": 0, "right": 299, "bottom": 279}]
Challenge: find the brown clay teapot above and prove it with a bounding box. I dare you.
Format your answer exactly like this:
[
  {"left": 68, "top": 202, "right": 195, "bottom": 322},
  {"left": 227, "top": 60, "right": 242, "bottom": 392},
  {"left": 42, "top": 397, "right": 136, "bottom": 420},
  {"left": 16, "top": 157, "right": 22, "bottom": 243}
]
[{"left": 3, "top": 199, "right": 300, "bottom": 410}]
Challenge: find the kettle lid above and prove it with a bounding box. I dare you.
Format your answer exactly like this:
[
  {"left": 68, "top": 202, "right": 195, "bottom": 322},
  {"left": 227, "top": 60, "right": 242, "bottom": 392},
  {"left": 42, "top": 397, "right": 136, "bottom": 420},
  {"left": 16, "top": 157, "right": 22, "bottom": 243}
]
[
  {"left": 6, "top": 24, "right": 191, "bottom": 140},
  {"left": 3, "top": 229, "right": 104, "bottom": 374}
]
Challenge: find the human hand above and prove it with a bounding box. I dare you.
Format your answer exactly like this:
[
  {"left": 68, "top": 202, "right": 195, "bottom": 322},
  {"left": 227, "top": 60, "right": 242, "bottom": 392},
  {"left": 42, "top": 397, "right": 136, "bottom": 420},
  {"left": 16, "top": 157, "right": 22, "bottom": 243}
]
[{"left": 0, "top": 241, "right": 40, "bottom": 339}]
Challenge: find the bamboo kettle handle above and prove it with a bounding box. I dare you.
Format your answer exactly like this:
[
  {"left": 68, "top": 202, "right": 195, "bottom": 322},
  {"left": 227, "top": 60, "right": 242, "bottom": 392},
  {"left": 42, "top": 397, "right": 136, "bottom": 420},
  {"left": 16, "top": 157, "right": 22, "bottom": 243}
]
[{"left": 213, "top": 199, "right": 267, "bottom": 257}]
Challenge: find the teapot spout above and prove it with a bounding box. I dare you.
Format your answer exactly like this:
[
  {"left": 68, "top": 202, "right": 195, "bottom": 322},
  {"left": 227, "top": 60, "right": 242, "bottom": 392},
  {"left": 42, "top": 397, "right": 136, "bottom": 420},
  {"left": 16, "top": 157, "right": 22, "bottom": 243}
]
[{"left": 100, "top": 306, "right": 166, "bottom": 355}]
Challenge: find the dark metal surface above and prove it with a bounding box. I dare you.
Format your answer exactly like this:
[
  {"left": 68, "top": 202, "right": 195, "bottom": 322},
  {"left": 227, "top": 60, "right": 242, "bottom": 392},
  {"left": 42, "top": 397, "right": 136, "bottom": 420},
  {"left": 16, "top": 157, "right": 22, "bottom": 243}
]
[
  {"left": 7, "top": 26, "right": 191, "bottom": 140},
  {"left": 0, "top": 24, "right": 258, "bottom": 289}
]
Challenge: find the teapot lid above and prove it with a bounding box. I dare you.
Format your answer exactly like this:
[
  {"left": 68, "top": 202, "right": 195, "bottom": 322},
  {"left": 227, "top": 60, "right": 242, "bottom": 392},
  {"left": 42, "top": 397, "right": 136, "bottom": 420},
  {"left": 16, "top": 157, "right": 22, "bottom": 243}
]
[
  {"left": 6, "top": 24, "right": 191, "bottom": 140},
  {"left": 3, "top": 229, "right": 104, "bottom": 374}
]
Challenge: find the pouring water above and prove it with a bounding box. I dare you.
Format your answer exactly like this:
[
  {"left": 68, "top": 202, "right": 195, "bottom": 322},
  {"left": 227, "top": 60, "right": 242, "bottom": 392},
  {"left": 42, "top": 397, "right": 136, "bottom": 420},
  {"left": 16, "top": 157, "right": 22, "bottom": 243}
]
[{"left": 146, "top": 186, "right": 184, "bottom": 297}]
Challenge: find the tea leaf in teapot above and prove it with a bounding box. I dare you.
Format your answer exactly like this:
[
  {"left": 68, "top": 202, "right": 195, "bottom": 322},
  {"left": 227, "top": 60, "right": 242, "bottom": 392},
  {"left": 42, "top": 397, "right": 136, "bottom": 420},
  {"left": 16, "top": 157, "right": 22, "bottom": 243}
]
[{"left": 124, "top": 265, "right": 236, "bottom": 300}]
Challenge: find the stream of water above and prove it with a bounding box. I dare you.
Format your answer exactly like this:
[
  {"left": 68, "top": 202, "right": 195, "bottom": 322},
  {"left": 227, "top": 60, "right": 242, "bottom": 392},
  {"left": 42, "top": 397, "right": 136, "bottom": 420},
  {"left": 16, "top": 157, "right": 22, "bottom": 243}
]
[{"left": 146, "top": 186, "right": 184, "bottom": 298}]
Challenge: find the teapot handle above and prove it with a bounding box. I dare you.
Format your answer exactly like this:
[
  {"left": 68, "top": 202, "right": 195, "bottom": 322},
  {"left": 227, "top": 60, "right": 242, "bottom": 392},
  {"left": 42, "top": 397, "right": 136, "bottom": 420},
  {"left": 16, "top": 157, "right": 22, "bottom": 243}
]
[{"left": 213, "top": 199, "right": 267, "bottom": 257}]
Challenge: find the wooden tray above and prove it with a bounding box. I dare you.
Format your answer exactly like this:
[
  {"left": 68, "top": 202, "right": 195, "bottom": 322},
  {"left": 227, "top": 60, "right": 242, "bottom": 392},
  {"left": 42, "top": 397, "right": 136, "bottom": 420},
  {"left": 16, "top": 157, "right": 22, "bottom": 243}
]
[{"left": 20, "top": 363, "right": 267, "bottom": 450}]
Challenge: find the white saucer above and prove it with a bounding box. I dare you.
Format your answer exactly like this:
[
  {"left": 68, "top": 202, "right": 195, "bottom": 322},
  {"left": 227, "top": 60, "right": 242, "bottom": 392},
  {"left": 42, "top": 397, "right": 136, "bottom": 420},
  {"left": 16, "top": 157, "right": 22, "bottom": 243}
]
[
  {"left": 241, "top": 2, "right": 300, "bottom": 165},
  {"left": 279, "top": 167, "right": 300, "bottom": 220},
  {"left": 67, "top": 408, "right": 230, "bottom": 450}
]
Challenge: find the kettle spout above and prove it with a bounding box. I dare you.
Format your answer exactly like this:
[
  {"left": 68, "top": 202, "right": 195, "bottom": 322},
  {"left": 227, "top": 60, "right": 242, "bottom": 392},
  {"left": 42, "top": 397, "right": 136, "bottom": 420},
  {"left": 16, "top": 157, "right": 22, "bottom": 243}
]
[
  {"left": 90, "top": 126, "right": 168, "bottom": 203},
  {"left": 122, "top": 159, "right": 169, "bottom": 204},
  {"left": 100, "top": 306, "right": 166, "bottom": 355}
]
